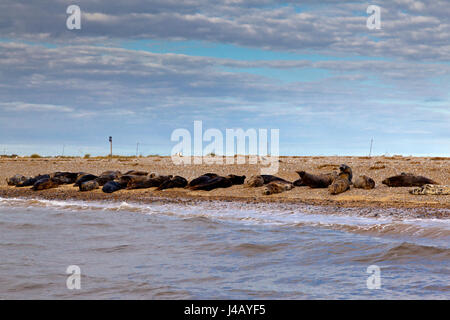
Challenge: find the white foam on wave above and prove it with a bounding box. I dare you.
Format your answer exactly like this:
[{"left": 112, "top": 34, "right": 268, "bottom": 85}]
[{"left": 1, "top": 197, "right": 449, "bottom": 243}]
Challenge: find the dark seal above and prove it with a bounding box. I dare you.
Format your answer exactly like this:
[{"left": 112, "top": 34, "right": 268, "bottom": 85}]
[
  {"left": 124, "top": 170, "right": 148, "bottom": 176},
  {"left": 382, "top": 173, "right": 438, "bottom": 187},
  {"left": 156, "top": 176, "right": 188, "bottom": 190},
  {"left": 189, "top": 175, "right": 246, "bottom": 191},
  {"left": 16, "top": 174, "right": 50, "bottom": 187},
  {"left": 74, "top": 174, "right": 98, "bottom": 187},
  {"left": 188, "top": 173, "right": 219, "bottom": 188},
  {"left": 51, "top": 172, "right": 79, "bottom": 185},
  {"left": 297, "top": 171, "right": 337, "bottom": 188},
  {"left": 126, "top": 175, "right": 173, "bottom": 190},
  {"left": 6, "top": 174, "right": 28, "bottom": 186},
  {"left": 102, "top": 181, "right": 124, "bottom": 193},
  {"left": 96, "top": 171, "right": 122, "bottom": 186},
  {"left": 32, "top": 178, "right": 60, "bottom": 191}
]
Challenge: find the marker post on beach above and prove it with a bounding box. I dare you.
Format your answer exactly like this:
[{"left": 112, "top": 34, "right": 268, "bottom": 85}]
[{"left": 109, "top": 136, "right": 112, "bottom": 160}]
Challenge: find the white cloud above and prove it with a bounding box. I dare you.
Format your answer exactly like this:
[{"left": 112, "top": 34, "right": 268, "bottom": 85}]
[
  {"left": 0, "top": 102, "right": 73, "bottom": 113},
  {"left": 0, "top": 0, "right": 449, "bottom": 60}
]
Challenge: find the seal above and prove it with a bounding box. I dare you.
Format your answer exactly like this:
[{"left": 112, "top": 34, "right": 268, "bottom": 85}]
[
  {"left": 6, "top": 174, "right": 28, "bottom": 186},
  {"left": 382, "top": 173, "right": 438, "bottom": 187},
  {"left": 79, "top": 180, "right": 100, "bottom": 192},
  {"left": 188, "top": 173, "right": 219, "bottom": 188},
  {"left": 244, "top": 175, "right": 290, "bottom": 188},
  {"left": 189, "top": 176, "right": 232, "bottom": 191},
  {"left": 339, "top": 164, "right": 353, "bottom": 183},
  {"left": 328, "top": 164, "right": 352, "bottom": 195},
  {"left": 226, "top": 174, "right": 246, "bottom": 185},
  {"left": 189, "top": 174, "right": 245, "bottom": 191},
  {"left": 156, "top": 176, "right": 188, "bottom": 190},
  {"left": 74, "top": 174, "right": 98, "bottom": 187},
  {"left": 263, "top": 181, "right": 293, "bottom": 195},
  {"left": 51, "top": 172, "right": 79, "bottom": 185},
  {"left": 293, "top": 177, "right": 306, "bottom": 187},
  {"left": 96, "top": 171, "right": 122, "bottom": 186},
  {"left": 102, "top": 181, "right": 124, "bottom": 193},
  {"left": 292, "top": 172, "right": 308, "bottom": 187},
  {"left": 353, "top": 175, "right": 375, "bottom": 189},
  {"left": 126, "top": 175, "right": 172, "bottom": 189},
  {"left": 409, "top": 184, "right": 450, "bottom": 195},
  {"left": 32, "top": 177, "right": 60, "bottom": 191},
  {"left": 297, "top": 171, "right": 337, "bottom": 188},
  {"left": 124, "top": 170, "right": 148, "bottom": 176},
  {"left": 244, "top": 175, "right": 264, "bottom": 187},
  {"left": 16, "top": 174, "right": 50, "bottom": 187},
  {"left": 116, "top": 174, "right": 149, "bottom": 187}
]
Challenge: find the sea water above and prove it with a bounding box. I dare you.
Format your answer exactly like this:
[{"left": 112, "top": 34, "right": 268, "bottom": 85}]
[{"left": 0, "top": 197, "right": 449, "bottom": 299}]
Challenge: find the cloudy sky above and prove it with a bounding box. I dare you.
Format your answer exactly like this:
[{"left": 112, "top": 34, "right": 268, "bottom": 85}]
[{"left": 0, "top": 0, "right": 448, "bottom": 156}]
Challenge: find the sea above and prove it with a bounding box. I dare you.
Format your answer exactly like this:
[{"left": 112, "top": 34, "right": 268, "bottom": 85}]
[{"left": 0, "top": 197, "right": 449, "bottom": 299}]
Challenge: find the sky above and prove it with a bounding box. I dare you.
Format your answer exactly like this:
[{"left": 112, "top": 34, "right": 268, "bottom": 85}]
[{"left": 0, "top": 0, "right": 449, "bottom": 157}]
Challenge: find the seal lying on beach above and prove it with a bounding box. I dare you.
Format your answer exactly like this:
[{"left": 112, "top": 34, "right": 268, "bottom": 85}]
[
  {"left": 189, "top": 176, "right": 232, "bottom": 191},
  {"left": 296, "top": 171, "right": 338, "bottom": 188},
  {"left": 226, "top": 174, "right": 246, "bottom": 185},
  {"left": 244, "top": 175, "right": 291, "bottom": 188},
  {"left": 102, "top": 181, "right": 126, "bottom": 193},
  {"left": 16, "top": 174, "right": 51, "bottom": 187},
  {"left": 188, "top": 173, "right": 219, "bottom": 188},
  {"left": 382, "top": 173, "right": 438, "bottom": 187},
  {"left": 328, "top": 164, "right": 352, "bottom": 195},
  {"left": 96, "top": 171, "right": 122, "bottom": 186},
  {"left": 263, "top": 181, "right": 293, "bottom": 195},
  {"left": 156, "top": 176, "right": 188, "bottom": 190},
  {"left": 409, "top": 184, "right": 450, "bottom": 195},
  {"left": 353, "top": 175, "right": 375, "bottom": 189},
  {"left": 51, "top": 172, "right": 79, "bottom": 185},
  {"left": 244, "top": 175, "right": 264, "bottom": 187},
  {"left": 74, "top": 174, "right": 98, "bottom": 187},
  {"left": 126, "top": 175, "right": 172, "bottom": 189},
  {"left": 6, "top": 174, "right": 29, "bottom": 186},
  {"left": 124, "top": 170, "right": 148, "bottom": 176},
  {"left": 32, "top": 177, "right": 60, "bottom": 191},
  {"left": 116, "top": 174, "right": 149, "bottom": 187},
  {"left": 293, "top": 177, "right": 306, "bottom": 187},
  {"left": 79, "top": 180, "right": 100, "bottom": 192},
  {"left": 189, "top": 175, "right": 246, "bottom": 191}
]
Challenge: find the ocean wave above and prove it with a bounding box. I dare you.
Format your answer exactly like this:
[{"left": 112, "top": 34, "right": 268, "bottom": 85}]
[
  {"left": 1, "top": 196, "right": 449, "bottom": 245},
  {"left": 353, "top": 242, "right": 450, "bottom": 263}
]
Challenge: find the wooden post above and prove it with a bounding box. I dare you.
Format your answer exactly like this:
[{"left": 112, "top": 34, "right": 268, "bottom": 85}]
[{"left": 109, "top": 136, "right": 112, "bottom": 159}]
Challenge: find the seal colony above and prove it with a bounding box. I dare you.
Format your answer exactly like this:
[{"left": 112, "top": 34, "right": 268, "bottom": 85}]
[
  {"left": 5, "top": 164, "right": 446, "bottom": 198},
  {"left": 1, "top": 156, "right": 449, "bottom": 212}
]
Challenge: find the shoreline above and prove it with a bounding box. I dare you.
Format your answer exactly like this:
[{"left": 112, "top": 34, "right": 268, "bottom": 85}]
[
  {"left": 1, "top": 185, "right": 449, "bottom": 220},
  {"left": 0, "top": 156, "right": 449, "bottom": 218}
]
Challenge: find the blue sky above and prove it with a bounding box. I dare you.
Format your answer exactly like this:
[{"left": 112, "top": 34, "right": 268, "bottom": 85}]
[{"left": 0, "top": 0, "right": 448, "bottom": 156}]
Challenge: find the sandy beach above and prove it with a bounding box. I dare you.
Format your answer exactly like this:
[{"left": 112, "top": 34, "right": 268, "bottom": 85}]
[{"left": 0, "top": 155, "right": 448, "bottom": 217}]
